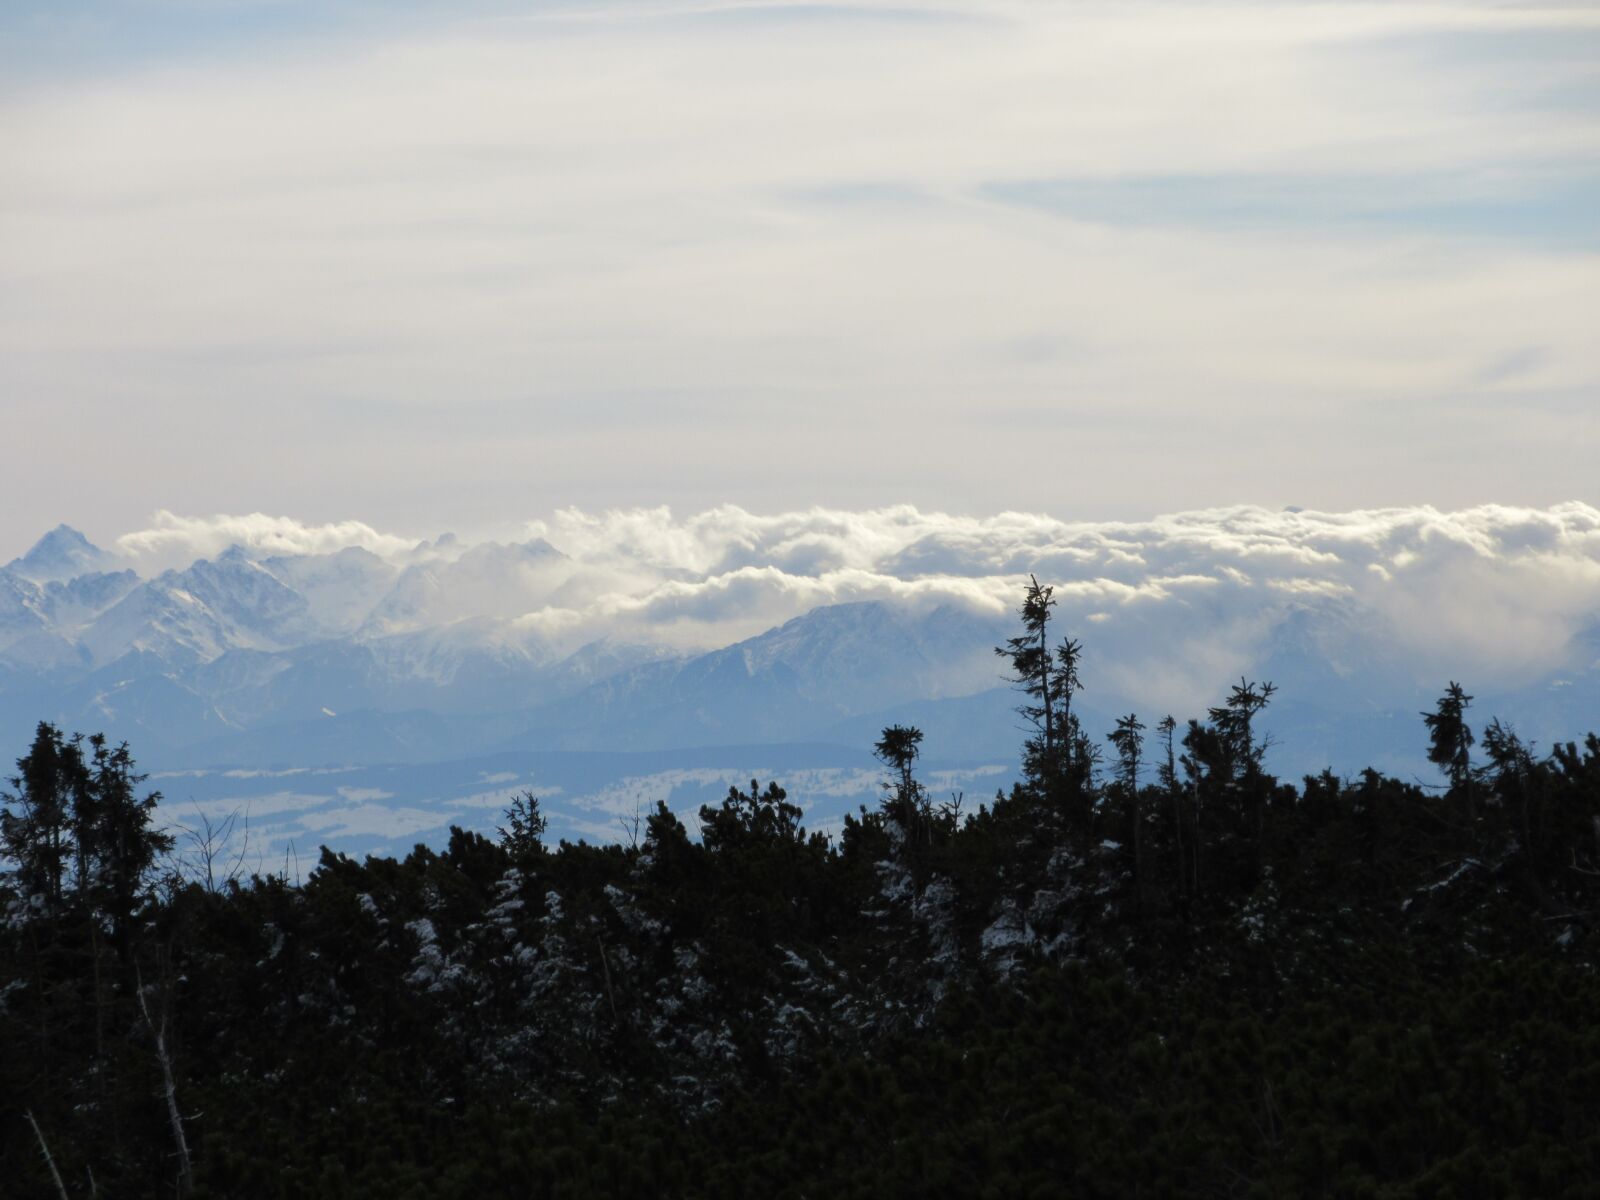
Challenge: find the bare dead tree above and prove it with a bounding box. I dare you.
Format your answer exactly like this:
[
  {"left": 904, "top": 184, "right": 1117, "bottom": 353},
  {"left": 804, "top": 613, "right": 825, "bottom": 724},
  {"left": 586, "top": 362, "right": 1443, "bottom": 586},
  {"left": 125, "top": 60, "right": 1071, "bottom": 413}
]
[
  {"left": 618, "top": 799, "right": 644, "bottom": 851},
  {"left": 25, "top": 1110, "right": 70, "bottom": 1200},
  {"left": 136, "top": 965, "right": 193, "bottom": 1195},
  {"left": 279, "top": 838, "right": 301, "bottom": 885},
  {"left": 939, "top": 790, "right": 965, "bottom": 827},
  {"left": 175, "top": 803, "right": 251, "bottom": 894}
]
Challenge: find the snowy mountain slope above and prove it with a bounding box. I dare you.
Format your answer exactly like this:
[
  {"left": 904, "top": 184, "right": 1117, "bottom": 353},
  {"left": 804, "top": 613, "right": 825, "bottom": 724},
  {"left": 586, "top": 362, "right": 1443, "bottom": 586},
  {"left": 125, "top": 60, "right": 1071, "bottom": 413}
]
[
  {"left": 360, "top": 538, "right": 567, "bottom": 634},
  {"left": 0, "top": 629, "right": 92, "bottom": 675},
  {"left": 78, "top": 552, "right": 315, "bottom": 668},
  {"left": 737, "top": 601, "right": 1007, "bottom": 706},
  {"left": 0, "top": 569, "right": 141, "bottom": 673},
  {"left": 0, "top": 570, "right": 49, "bottom": 651},
  {"left": 259, "top": 546, "right": 399, "bottom": 636},
  {"left": 501, "top": 602, "right": 1012, "bottom": 753},
  {"left": 41, "top": 570, "right": 141, "bottom": 632},
  {"left": 46, "top": 652, "right": 236, "bottom": 756}
]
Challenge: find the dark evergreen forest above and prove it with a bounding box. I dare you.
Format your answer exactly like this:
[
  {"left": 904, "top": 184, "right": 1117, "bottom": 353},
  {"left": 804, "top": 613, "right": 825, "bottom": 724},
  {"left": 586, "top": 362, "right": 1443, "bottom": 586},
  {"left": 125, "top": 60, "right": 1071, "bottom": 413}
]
[{"left": 3, "top": 579, "right": 1598, "bottom": 1198}]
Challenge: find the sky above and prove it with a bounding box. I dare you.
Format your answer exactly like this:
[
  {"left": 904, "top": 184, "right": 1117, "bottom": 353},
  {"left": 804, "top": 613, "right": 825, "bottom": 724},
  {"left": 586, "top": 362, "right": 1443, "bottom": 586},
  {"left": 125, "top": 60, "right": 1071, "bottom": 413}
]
[{"left": 1, "top": 0, "right": 1597, "bottom": 556}]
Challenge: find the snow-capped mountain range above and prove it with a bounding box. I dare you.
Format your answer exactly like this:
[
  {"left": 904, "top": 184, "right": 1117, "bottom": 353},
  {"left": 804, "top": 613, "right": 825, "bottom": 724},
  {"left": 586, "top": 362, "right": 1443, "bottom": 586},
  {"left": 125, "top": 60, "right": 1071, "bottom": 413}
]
[
  {"left": 0, "top": 515, "right": 1595, "bottom": 792},
  {"left": 0, "top": 526, "right": 1015, "bottom": 769}
]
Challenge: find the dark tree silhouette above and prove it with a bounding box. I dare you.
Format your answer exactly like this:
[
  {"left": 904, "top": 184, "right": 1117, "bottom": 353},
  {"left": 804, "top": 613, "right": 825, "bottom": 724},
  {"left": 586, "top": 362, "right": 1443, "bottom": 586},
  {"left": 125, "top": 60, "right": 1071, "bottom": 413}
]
[
  {"left": 1208, "top": 677, "right": 1277, "bottom": 782},
  {"left": 0, "top": 722, "right": 87, "bottom": 914},
  {"left": 3, "top": 660, "right": 1598, "bottom": 1199},
  {"left": 874, "top": 724, "right": 927, "bottom": 835},
  {"left": 996, "top": 576, "right": 1059, "bottom": 764},
  {"left": 1423, "top": 681, "right": 1475, "bottom": 812},
  {"left": 1107, "top": 713, "right": 1147, "bottom": 907},
  {"left": 996, "top": 576, "right": 1085, "bottom": 814},
  {"left": 81, "top": 735, "right": 172, "bottom": 958},
  {"left": 1155, "top": 715, "right": 1184, "bottom": 898},
  {"left": 497, "top": 790, "right": 548, "bottom": 860}
]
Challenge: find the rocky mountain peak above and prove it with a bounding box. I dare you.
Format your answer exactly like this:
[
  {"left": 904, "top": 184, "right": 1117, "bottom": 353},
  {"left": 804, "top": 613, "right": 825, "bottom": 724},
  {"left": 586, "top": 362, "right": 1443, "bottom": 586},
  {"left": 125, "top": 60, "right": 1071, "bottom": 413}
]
[{"left": 6, "top": 524, "right": 115, "bottom": 583}]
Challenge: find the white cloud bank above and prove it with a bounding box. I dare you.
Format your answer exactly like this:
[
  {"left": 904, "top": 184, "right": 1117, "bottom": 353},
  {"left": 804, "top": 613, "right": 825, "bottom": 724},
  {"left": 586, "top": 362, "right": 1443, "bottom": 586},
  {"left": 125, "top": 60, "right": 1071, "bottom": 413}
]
[
  {"left": 100, "top": 502, "right": 1600, "bottom": 698},
  {"left": 116, "top": 510, "right": 419, "bottom": 567}
]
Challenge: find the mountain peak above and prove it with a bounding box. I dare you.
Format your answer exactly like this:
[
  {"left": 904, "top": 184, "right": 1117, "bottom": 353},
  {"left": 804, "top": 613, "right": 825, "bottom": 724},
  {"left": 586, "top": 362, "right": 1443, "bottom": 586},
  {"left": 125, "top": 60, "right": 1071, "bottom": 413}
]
[{"left": 6, "top": 524, "right": 114, "bottom": 583}]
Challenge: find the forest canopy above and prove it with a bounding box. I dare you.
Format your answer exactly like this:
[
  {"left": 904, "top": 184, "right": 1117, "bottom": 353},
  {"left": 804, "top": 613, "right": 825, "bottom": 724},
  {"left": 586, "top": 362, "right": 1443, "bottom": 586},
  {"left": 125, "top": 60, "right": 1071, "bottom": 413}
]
[{"left": 3, "top": 579, "right": 1598, "bottom": 1198}]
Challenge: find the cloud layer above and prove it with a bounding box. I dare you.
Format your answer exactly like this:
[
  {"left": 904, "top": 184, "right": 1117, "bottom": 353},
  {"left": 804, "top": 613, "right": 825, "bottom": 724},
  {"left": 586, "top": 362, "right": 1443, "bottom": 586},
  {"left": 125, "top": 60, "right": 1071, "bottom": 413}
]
[
  {"left": 115, "top": 511, "right": 419, "bottom": 567},
  {"left": 92, "top": 502, "right": 1600, "bottom": 708}
]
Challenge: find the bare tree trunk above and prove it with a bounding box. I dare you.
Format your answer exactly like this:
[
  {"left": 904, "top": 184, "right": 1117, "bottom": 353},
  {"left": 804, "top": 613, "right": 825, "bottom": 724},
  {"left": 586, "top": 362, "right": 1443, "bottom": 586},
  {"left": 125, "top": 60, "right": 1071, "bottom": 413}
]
[
  {"left": 25, "top": 1110, "right": 70, "bottom": 1200},
  {"left": 137, "top": 972, "right": 193, "bottom": 1194}
]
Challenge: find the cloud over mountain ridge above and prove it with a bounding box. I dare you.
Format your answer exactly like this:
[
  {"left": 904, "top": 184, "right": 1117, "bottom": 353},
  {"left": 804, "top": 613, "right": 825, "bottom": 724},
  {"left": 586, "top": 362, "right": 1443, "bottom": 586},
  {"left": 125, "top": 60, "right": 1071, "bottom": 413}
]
[
  {"left": 56, "top": 500, "right": 1599, "bottom": 681},
  {"left": 0, "top": 502, "right": 1593, "bottom": 774}
]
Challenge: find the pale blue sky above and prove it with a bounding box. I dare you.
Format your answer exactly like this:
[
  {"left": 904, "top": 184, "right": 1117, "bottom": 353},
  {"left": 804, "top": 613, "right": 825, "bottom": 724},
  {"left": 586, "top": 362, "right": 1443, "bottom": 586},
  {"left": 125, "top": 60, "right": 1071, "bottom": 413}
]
[{"left": 1, "top": 1, "right": 1596, "bottom": 552}]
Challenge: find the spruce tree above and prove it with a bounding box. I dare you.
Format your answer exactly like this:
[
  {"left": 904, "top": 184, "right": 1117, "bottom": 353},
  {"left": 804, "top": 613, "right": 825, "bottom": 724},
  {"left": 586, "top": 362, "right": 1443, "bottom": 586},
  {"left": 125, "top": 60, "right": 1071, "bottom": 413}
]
[
  {"left": 874, "top": 724, "right": 927, "bottom": 834},
  {"left": 1155, "top": 715, "right": 1184, "bottom": 899},
  {"left": 82, "top": 735, "right": 172, "bottom": 958},
  {"left": 498, "top": 791, "right": 549, "bottom": 861},
  {"left": 1423, "top": 682, "right": 1475, "bottom": 813},
  {"left": 995, "top": 577, "right": 1084, "bottom": 813},
  {"left": 1207, "top": 678, "right": 1277, "bottom": 782},
  {"left": 0, "top": 722, "right": 88, "bottom": 915},
  {"left": 1107, "top": 714, "right": 1147, "bottom": 909}
]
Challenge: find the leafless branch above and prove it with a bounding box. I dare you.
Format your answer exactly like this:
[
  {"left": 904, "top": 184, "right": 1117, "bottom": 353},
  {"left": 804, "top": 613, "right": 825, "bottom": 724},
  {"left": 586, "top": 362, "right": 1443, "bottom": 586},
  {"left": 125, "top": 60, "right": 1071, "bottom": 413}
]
[
  {"left": 24, "top": 1110, "right": 70, "bottom": 1200},
  {"left": 176, "top": 802, "right": 251, "bottom": 894},
  {"left": 136, "top": 965, "right": 193, "bottom": 1194},
  {"left": 618, "top": 800, "right": 643, "bottom": 851}
]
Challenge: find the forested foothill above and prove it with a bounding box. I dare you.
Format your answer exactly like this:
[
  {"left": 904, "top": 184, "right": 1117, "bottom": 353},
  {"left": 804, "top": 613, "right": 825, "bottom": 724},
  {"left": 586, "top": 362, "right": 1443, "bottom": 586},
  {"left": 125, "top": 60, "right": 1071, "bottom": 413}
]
[{"left": 3, "top": 578, "right": 1598, "bottom": 1197}]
